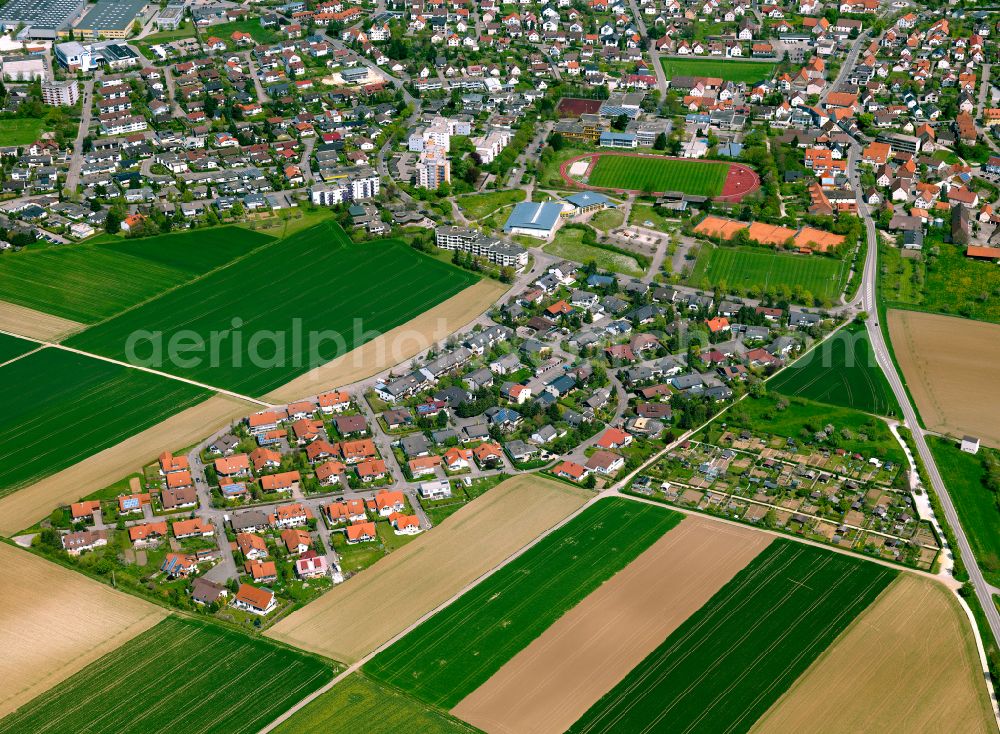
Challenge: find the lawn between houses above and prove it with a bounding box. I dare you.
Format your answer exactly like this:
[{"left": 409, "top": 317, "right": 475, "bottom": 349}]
[
  {"left": 0, "top": 348, "right": 210, "bottom": 495},
  {"left": 543, "top": 226, "right": 645, "bottom": 277},
  {"left": 0, "top": 226, "right": 276, "bottom": 323},
  {"left": 660, "top": 57, "right": 777, "bottom": 85},
  {"left": 768, "top": 322, "right": 898, "bottom": 418},
  {"left": 0, "top": 118, "right": 45, "bottom": 147},
  {"left": 568, "top": 540, "right": 896, "bottom": 734},
  {"left": 587, "top": 154, "right": 729, "bottom": 197},
  {"left": 64, "top": 221, "right": 480, "bottom": 397},
  {"left": 687, "top": 244, "right": 848, "bottom": 304},
  {"left": 0, "top": 616, "right": 335, "bottom": 734},
  {"left": 364, "top": 497, "right": 683, "bottom": 709}
]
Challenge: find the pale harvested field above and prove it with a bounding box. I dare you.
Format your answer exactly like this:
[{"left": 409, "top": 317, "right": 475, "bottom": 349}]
[
  {"left": 751, "top": 574, "right": 997, "bottom": 734},
  {"left": 265, "top": 280, "right": 507, "bottom": 403},
  {"left": 889, "top": 310, "right": 1000, "bottom": 448},
  {"left": 0, "top": 543, "right": 167, "bottom": 719},
  {"left": 0, "top": 300, "right": 83, "bottom": 342},
  {"left": 0, "top": 394, "right": 253, "bottom": 535},
  {"left": 451, "top": 517, "right": 773, "bottom": 734},
  {"left": 267, "top": 475, "right": 590, "bottom": 663}
]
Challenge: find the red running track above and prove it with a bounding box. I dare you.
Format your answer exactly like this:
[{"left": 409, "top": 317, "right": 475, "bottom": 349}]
[{"left": 557, "top": 151, "right": 760, "bottom": 203}]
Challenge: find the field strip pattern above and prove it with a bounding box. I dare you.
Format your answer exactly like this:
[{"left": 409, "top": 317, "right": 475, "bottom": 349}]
[
  {"left": 751, "top": 574, "right": 997, "bottom": 734},
  {"left": 0, "top": 393, "right": 254, "bottom": 536},
  {"left": 364, "top": 498, "right": 683, "bottom": 709},
  {"left": 266, "top": 475, "right": 591, "bottom": 663},
  {"left": 451, "top": 516, "right": 774, "bottom": 734},
  {"left": 265, "top": 278, "right": 508, "bottom": 404},
  {"left": 0, "top": 616, "right": 334, "bottom": 734},
  {"left": 0, "top": 300, "right": 84, "bottom": 342},
  {"left": 567, "top": 540, "right": 897, "bottom": 734},
  {"left": 0, "top": 543, "right": 167, "bottom": 719}
]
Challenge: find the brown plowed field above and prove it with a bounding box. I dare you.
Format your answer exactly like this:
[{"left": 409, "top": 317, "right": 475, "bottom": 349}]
[
  {"left": 265, "top": 280, "right": 507, "bottom": 404},
  {"left": 0, "top": 543, "right": 167, "bottom": 719},
  {"left": 751, "top": 574, "right": 997, "bottom": 734},
  {"left": 0, "top": 394, "right": 253, "bottom": 536},
  {"left": 450, "top": 516, "right": 773, "bottom": 734},
  {"left": 0, "top": 300, "right": 83, "bottom": 342},
  {"left": 267, "top": 475, "right": 590, "bottom": 663},
  {"left": 888, "top": 310, "right": 1000, "bottom": 447}
]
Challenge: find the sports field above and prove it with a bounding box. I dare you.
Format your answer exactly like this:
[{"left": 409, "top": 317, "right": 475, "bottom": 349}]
[
  {"left": 268, "top": 475, "right": 591, "bottom": 663},
  {"left": 689, "top": 246, "right": 847, "bottom": 303},
  {"left": 769, "top": 323, "right": 897, "bottom": 417},
  {"left": 752, "top": 575, "right": 996, "bottom": 734},
  {"left": 0, "top": 348, "right": 209, "bottom": 495},
  {"left": 66, "top": 222, "right": 480, "bottom": 396},
  {"left": 568, "top": 540, "right": 897, "bottom": 733},
  {"left": 588, "top": 155, "right": 728, "bottom": 197},
  {"left": 365, "top": 498, "right": 683, "bottom": 709},
  {"left": 0, "top": 227, "right": 275, "bottom": 323},
  {"left": 0, "top": 118, "right": 44, "bottom": 147},
  {"left": 0, "top": 616, "right": 334, "bottom": 734},
  {"left": 661, "top": 58, "right": 776, "bottom": 85},
  {"left": 0, "top": 543, "right": 166, "bottom": 720},
  {"left": 0, "top": 333, "right": 34, "bottom": 363},
  {"left": 927, "top": 436, "right": 1000, "bottom": 586},
  {"left": 273, "top": 674, "right": 477, "bottom": 734}
]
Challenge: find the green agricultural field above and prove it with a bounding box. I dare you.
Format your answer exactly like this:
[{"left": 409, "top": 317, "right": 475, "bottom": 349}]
[
  {"left": 0, "top": 227, "right": 275, "bottom": 323},
  {"left": 0, "top": 118, "right": 45, "bottom": 147},
  {"left": 365, "top": 498, "right": 682, "bottom": 708},
  {"left": 273, "top": 674, "right": 476, "bottom": 734},
  {"left": 457, "top": 189, "right": 525, "bottom": 220},
  {"left": 0, "top": 348, "right": 209, "bottom": 494},
  {"left": 927, "top": 436, "right": 1000, "bottom": 586},
  {"left": 66, "top": 222, "right": 479, "bottom": 396},
  {"left": 768, "top": 323, "right": 898, "bottom": 417},
  {"left": 0, "top": 332, "right": 34, "bottom": 363},
  {"left": 716, "top": 394, "right": 905, "bottom": 467},
  {"left": 568, "top": 540, "right": 896, "bottom": 734},
  {"left": 0, "top": 616, "right": 334, "bottom": 734},
  {"left": 543, "top": 226, "right": 644, "bottom": 276},
  {"left": 588, "top": 154, "right": 728, "bottom": 196},
  {"left": 661, "top": 57, "right": 776, "bottom": 85},
  {"left": 688, "top": 245, "right": 848, "bottom": 303}
]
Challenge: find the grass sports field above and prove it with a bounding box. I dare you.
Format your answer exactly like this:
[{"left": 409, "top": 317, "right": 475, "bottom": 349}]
[
  {"left": 65, "top": 222, "right": 479, "bottom": 396},
  {"left": 0, "top": 616, "right": 334, "bottom": 734},
  {"left": 588, "top": 155, "right": 728, "bottom": 197},
  {"left": 0, "top": 333, "right": 34, "bottom": 363},
  {"left": 768, "top": 323, "right": 897, "bottom": 417},
  {"left": 927, "top": 436, "right": 1000, "bottom": 586},
  {"left": 660, "top": 58, "right": 776, "bottom": 85},
  {"left": 0, "top": 227, "right": 275, "bottom": 323},
  {"left": 273, "top": 674, "right": 477, "bottom": 734},
  {"left": 689, "top": 246, "right": 847, "bottom": 303},
  {"left": 568, "top": 540, "right": 896, "bottom": 733},
  {"left": 0, "top": 118, "right": 44, "bottom": 147},
  {"left": 365, "top": 498, "right": 683, "bottom": 709},
  {"left": 0, "top": 348, "right": 209, "bottom": 495}
]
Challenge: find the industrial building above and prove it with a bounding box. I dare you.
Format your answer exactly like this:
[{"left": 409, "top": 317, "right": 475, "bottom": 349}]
[
  {"left": 75, "top": 0, "right": 148, "bottom": 39},
  {"left": 0, "top": 0, "right": 86, "bottom": 40}
]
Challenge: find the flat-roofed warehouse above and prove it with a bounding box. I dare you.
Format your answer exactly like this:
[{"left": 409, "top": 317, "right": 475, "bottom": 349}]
[
  {"left": 0, "top": 0, "right": 86, "bottom": 39},
  {"left": 75, "top": 0, "right": 149, "bottom": 39}
]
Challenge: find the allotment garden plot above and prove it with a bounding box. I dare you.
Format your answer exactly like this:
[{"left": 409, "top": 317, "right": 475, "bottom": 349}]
[
  {"left": 568, "top": 540, "right": 897, "bottom": 734},
  {"left": 629, "top": 430, "right": 939, "bottom": 570},
  {"left": 0, "top": 348, "right": 210, "bottom": 495},
  {"left": 364, "top": 498, "right": 682, "bottom": 709},
  {"left": 0, "top": 227, "right": 275, "bottom": 324},
  {"left": 0, "top": 616, "right": 334, "bottom": 734},
  {"left": 66, "top": 222, "right": 480, "bottom": 396}
]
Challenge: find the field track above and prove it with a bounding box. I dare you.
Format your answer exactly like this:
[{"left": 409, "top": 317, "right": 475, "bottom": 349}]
[
  {"left": 0, "top": 544, "right": 166, "bottom": 719},
  {"left": 751, "top": 575, "right": 997, "bottom": 734},
  {"left": 0, "top": 393, "right": 254, "bottom": 535},
  {"left": 888, "top": 309, "right": 1000, "bottom": 448},
  {"left": 267, "top": 475, "right": 590, "bottom": 663},
  {"left": 266, "top": 279, "right": 507, "bottom": 404},
  {"left": 452, "top": 516, "right": 773, "bottom": 734},
  {"left": 559, "top": 152, "right": 759, "bottom": 202}
]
